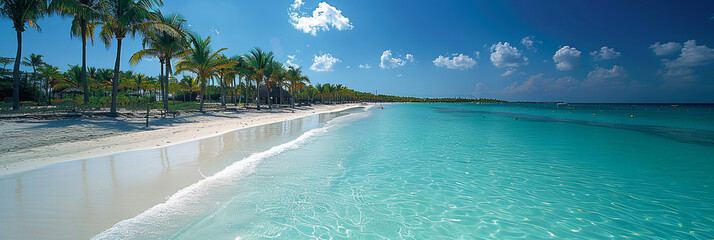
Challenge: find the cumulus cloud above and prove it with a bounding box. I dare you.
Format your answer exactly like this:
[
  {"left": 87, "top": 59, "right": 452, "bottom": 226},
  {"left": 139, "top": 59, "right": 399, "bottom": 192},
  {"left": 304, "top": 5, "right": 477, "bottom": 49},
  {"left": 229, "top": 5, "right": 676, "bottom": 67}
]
[
  {"left": 359, "top": 64, "right": 372, "bottom": 69},
  {"left": 584, "top": 65, "right": 626, "bottom": 87},
  {"left": 505, "top": 73, "right": 543, "bottom": 93},
  {"left": 380, "top": 50, "right": 413, "bottom": 69},
  {"left": 590, "top": 46, "right": 621, "bottom": 61},
  {"left": 520, "top": 35, "right": 542, "bottom": 50},
  {"left": 501, "top": 68, "right": 517, "bottom": 77},
  {"left": 432, "top": 54, "right": 477, "bottom": 70},
  {"left": 553, "top": 46, "right": 581, "bottom": 71},
  {"left": 286, "top": 55, "right": 299, "bottom": 68},
  {"left": 664, "top": 40, "right": 714, "bottom": 68},
  {"left": 489, "top": 42, "right": 528, "bottom": 68},
  {"left": 310, "top": 53, "right": 341, "bottom": 72},
  {"left": 649, "top": 42, "right": 682, "bottom": 56},
  {"left": 288, "top": 0, "right": 353, "bottom": 36},
  {"left": 651, "top": 40, "right": 714, "bottom": 84}
]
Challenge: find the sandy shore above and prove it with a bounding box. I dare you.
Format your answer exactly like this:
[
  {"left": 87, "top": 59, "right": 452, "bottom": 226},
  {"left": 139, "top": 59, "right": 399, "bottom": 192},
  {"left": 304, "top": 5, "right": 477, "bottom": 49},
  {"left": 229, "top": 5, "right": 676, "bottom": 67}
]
[{"left": 0, "top": 104, "right": 360, "bottom": 176}]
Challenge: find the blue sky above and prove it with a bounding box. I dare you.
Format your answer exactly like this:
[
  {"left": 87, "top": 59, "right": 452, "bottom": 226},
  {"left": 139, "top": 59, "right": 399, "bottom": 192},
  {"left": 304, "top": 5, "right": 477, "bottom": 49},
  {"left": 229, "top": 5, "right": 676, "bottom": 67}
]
[{"left": 2, "top": 0, "right": 714, "bottom": 103}]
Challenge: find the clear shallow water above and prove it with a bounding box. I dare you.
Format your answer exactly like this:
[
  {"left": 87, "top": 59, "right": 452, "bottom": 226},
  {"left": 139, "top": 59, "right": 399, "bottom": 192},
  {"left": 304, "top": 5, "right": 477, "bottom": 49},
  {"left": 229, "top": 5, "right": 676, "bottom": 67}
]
[
  {"left": 0, "top": 110, "right": 355, "bottom": 240},
  {"left": 99, "top": 103, "right": 712, "bottom": 239}
]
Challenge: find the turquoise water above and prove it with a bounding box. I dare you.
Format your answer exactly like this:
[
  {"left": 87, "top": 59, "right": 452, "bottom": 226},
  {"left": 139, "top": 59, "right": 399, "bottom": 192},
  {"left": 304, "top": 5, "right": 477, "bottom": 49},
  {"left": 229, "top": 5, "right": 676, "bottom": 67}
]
[{"left": 97, "top": 103, "right": 714, "bottom": 239}]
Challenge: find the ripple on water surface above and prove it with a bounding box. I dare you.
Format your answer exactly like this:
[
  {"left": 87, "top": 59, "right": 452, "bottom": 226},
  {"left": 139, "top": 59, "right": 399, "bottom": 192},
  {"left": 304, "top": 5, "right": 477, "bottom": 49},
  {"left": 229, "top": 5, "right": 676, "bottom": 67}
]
[{"left": 111, "top": 104, "right": 714, "bottom": 239}]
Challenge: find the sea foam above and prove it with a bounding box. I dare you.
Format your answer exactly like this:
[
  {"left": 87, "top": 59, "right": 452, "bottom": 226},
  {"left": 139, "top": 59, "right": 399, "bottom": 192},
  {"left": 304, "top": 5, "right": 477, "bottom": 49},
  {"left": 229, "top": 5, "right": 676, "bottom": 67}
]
[{"left": 93, "top": 110, "right": 369, "bottom": 239}]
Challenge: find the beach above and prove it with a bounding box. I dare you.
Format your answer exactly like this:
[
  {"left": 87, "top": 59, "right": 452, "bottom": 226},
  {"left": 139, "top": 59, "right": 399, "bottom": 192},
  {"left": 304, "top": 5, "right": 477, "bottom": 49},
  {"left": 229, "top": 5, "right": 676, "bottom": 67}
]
[
  {"left": 1, "top": 103, "right": 713, "bottom": 239},
  {"left": 0, "top": 104, "right": 360, "bottom": 176}
]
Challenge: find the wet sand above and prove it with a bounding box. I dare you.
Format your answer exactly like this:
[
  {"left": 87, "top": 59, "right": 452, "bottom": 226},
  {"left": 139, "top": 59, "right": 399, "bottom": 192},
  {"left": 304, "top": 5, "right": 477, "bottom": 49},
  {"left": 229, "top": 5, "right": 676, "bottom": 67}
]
[
  {"left": 0, "top": 104, "right": 362, "bottom": 240},
  {"left": 0, "top": 104, "right": 359, "bottom": 176}
]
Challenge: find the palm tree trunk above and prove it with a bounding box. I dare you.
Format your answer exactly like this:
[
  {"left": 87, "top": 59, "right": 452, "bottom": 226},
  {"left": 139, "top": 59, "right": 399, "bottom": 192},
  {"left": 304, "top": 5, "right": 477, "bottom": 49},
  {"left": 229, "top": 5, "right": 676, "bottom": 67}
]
[
  {"left": 199, "top": 82, "right": 205, "bottom": 112},
  {"left": 267, "top": 82, "right": 272, "bottom": 110},
  {"left": 164, "top": 58, "right": 171, "bottom": 110},
  {"left": 244, "top": 79, "right": 249, "bottom": 108},
  {"left": 234, "top": 77, "right": 238, "bottom": 106},
  {"left": 110, "top": 38, "right": 123, "bottom": 116},
  {"left": 159, "top": 60, "right": 164, "bottom": 104},
  {"left": 255, "top": 75, "right": 261, "bottom": 110},
  {"left": 12, "top": 31, "right": 22, "bottom": 110},
  {"left": 220, "top": 76, "right": 226, "bottom": 106},
  {"left": 279, "top": 84, "right": 283, "bottom": 109},
  {"left": 291, "top": 88, "right": 295, "bottom": 108},
  {"left": 81, "top": 21, "right": 90, "bottom": 104}
]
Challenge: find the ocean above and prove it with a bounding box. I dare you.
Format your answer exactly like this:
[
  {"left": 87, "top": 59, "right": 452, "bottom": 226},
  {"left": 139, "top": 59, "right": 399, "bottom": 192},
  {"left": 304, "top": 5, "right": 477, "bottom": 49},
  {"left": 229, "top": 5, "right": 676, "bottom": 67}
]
[{"left": 95, "top": 103, "right": 714, "bottom": 239}]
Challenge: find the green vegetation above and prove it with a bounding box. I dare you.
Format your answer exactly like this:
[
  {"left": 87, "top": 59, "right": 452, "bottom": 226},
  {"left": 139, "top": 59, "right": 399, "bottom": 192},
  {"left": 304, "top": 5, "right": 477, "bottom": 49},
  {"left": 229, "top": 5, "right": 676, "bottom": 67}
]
[{"left": 0, "top": 0, "right": 504, "bottom": 115}]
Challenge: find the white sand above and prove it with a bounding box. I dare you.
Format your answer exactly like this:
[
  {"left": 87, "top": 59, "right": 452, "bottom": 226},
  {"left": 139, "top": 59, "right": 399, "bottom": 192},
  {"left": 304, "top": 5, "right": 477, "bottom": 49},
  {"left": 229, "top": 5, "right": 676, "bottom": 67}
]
[{"left": 0, "top": 104, "right": 360, "bottom": 176}]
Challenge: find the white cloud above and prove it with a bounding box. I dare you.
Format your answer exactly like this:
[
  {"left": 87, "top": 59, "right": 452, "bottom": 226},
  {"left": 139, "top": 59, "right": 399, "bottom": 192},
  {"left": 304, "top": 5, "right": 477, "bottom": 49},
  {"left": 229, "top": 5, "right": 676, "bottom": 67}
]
[
  {"left": 432, "top": 54, "right": 477, "bottom": 70},
  {"left": 505, "top": 73, "right": 543, "bottom": 93},
  {"left": 473, "top": 82, "right": 487, "bottom": 97},
  {"left": 545, "top": 76, "right": 580, "bottom": 91},
  {"left": 359, "top": 64, "right": 372, "bottom": 69},
  {"left": 521, "top": 35, "right": 542, "bottom": 50},
  {"left": 290, "top": 0, "right": 304, "bottom": 9},
  {"left": 286, "top": 55, "right": 299, "bottom": 68},
  {"left": 553, "top": 46, "right": 581, "bottom": 71},
  {"left": 664, "top": 40, "right": 714, "bottom": 68},
  {"left": 310, "top": 53, "right": 341, "bottom": 72},
  {"left": 489, "top": 42, "right": 528, "bottom": 68},
  {"left": 585, "top": 65, "right": 626, "bottom": 86},
  {"left": 501, "top": 68, "right": 517, "bottom": 77},
  {"left": 649, "top": 42, "right": 682, "bottom": 56},
  {"left": 288, "top": 1, "right": 353, "bottom": 36},
  {"left": 590, "top": 46, "right": 621, "bottom": 61},
  {"left": 345, "top": 66, "right": 351, "bottom": 69},
  {"left": 380, "top": 50, "right": 413, "bottom": 69},
  {"left": 651, "top": 40, "right": 714, "bottom": 84},
  {"left": 662, "top": 68, "right": 693, "bottom": 78},
  {"left": 209, "top": 27, "right": 220, "bottom": 35},
  {"left": 396, "top": 74, "right": 403, "bottom": 77}
]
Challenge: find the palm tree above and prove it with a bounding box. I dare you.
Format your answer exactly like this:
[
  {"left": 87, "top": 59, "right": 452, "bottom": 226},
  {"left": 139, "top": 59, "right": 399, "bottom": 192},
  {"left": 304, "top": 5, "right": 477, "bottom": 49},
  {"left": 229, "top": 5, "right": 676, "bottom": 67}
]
[
  {"left": 287, "top": 66, "right": 309, "bottom": 108},
  {"left": 234, "top": 56, "right": 254, "bottom": 107},
  {"left": 174, "top": 34, "right": 230, "bottom": 112},
  {"left": 0, "top": 57, "right": 13, "bottom": 69},
  {"left": 1, "top": 0, "right": 47, "bottom": 109},
  {"left": 37, "top": 64, "right": 61, "bottom": 101},
  {"left": 21, "top": 53, "right": 44, "bottom": 75},
  {"left": 53, "top": 65, "right": 83, "bottom": 97},
  {"left": 266, "top": 60, "right": 287, "bottom": 109},
  {"left": 50, "top": 0, "right": 103, "bottom": 104},
  {"left": 99, "top": 0, "right": 163, "bottom": 116},
  {"left": 178, "top": 75, "right": 198, "bottom": 102},
  {"left": 242, "top": 48, "right": 273, "bottom": 110},
  {"left": 130, "top": 10, "right": 188, "bottom": 110},
  {"left": 22, "top": 53, "right": 45, "bottom": 101},
  {"left": 95, "top": 68, "right": 113, "bottom": 96},
  {"left": 216, "top": 54, "right": 236, "bottom": 107},
  {"left": 130, "top": 73, "right": 148, "bottom": 95}
]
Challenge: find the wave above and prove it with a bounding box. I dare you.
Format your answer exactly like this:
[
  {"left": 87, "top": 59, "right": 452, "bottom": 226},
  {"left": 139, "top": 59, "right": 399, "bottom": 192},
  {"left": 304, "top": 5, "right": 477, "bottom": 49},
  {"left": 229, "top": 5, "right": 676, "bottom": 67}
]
[{"left": 93, "top": 110, "right": 370, "bottom": 239}]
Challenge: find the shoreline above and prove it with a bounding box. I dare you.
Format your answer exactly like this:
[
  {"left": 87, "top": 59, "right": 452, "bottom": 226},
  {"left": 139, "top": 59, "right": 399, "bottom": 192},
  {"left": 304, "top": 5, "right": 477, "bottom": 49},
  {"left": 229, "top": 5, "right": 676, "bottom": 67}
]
[{"left": 0, "top": 104, "right": 361, "bottom": 176}]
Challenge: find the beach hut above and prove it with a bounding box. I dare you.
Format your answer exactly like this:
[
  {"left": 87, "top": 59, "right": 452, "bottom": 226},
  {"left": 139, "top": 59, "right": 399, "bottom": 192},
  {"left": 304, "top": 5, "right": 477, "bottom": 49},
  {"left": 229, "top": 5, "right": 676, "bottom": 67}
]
[
  {"left": 60, "top": 87, "right": 84, "bottom": 100},
  {"left": 258, "top": 85, "right": 292, "bottom": 105}
]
